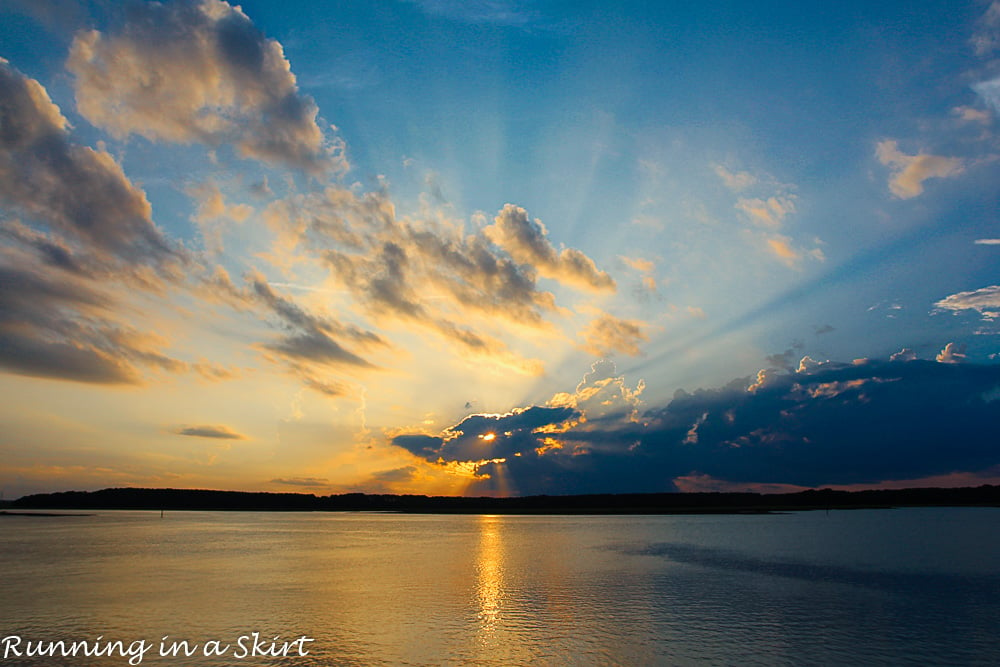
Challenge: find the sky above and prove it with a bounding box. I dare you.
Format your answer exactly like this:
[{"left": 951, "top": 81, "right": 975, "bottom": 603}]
[{"left": 1, "top": 0, "right": 998, "bottom": 499}]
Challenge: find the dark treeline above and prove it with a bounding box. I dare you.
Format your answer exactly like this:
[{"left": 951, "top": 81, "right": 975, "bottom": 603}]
[{"left": 10, "top": 485, "right": 1000, "bottom": 513}]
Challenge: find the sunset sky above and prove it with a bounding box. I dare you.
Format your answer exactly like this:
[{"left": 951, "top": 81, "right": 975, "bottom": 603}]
[{"left": 1, "top": 0, "right": 999, "bottom": 499}]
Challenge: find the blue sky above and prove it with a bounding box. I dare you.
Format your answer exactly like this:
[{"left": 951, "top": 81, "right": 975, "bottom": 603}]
[{"left": 1, "top": 0, "right": 998, "bottom": 498}]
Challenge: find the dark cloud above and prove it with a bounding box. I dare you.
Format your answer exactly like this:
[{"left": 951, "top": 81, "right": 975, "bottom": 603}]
[
  {"left": 391, "top": 358, "right": 1000, "bottom": 495},
  {"left": 247, "top": 273, "right": 381, "bottom": 369},
  {"left": 370, "top": 466, "right": 417, "bottom": 483},
  {"left": 171, "top": 424, "right": 246, "bottom": 440},
  {"left": 0, "top": 60, "right": 178, "bottom": 266},
  {"left": 765, "top": 341, "right": 805, "bottom": 370},
  {"left": 0, "top": 260, "right": 195, "bottom": 384},
  {"left": 270, "top": 477, "right": 330, "bottom": 487},
  {"left": 0, "top": 329, "right": 139, "bottom": 384},
  {"left": 392, "top": 406, "right": 579, "bottom": 463}
]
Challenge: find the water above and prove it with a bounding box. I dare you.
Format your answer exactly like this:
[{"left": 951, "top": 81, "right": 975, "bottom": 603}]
[{"left": 1, "top": 508, "right": 998, "bottom": 665}]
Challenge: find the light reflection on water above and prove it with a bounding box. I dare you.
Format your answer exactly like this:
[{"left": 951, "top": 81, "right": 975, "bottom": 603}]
[
  {"left": 1, "top": 508, "right": 999, "bottom": 665},
  {"left": 475, "top": 515, "right": 503, "bottom": 631}
]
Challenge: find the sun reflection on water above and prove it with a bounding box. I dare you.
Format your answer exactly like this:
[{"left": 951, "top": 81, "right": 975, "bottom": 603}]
[{"left": 475, "top": 515, "right": 505, "bottom": 637}]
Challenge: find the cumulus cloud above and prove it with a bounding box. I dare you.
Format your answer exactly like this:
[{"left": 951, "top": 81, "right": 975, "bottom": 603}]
[
  {"left": 549, "top": 359, "right": 645, "bottom": 424},
  {"left": 579, "top": 313, "right": 648, "bottom": 357},
  {"left": 876, "top": 140, "right": 965, "bottom": 199},
  {"left": 935, "top": 285, "right": 1000, "bottom": 319},
  {"left": 890, "top": 348, "right": 917, "bottom": 362},
  {"left": 66, "top": 0, "right": 340, "bottom": 173},
  {"left": 936, "top": 342, "right": 967, "bottom": 364},
  {"left": 262, "top": 188, "right": 614, "bottom": 375},
  {"left": 391, "top": 361, "right": 645, "bottom": 493},
  {"left": 0, "top": 60, "right": 177, "bottom": 266},
  {"left": 484, "top": 204, "right": 615, "bottom": 292},
  {"left": 171, "top": 424, "right": 246, "bottom": 439}
]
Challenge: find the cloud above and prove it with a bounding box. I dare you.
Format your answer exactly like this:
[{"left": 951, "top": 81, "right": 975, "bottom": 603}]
[
  {"left": 890, "top": 348, "right": 917, "bottom": 362},
  {"left": 270, "top": 477, "right": 330, "bottom": 487},
  {"left": 975, "top": 239, "right": 1000, "bottom": 245},
  {"left": 66, "top": 0, "right": 340, "bottom": 173},
  {"left": 369, "top": 466, "right": 417, "bottom": 483},
  {"left": 0, "top": 60, "right": 178, "bottom": 266},
  {"left": 171, "top": 424, "right": 247, "bottom": 439},
  {"left": 404, "top": 0, "right": 539, "bottom": 26},
  {"left": 266, "top": 189, "right": 607, "bottom": 375},
  {"left": 714, "top": 165, "right": 757, "bottom": 192},
  {"left": 972, "top": 1, "right": 1000, "bottom": 55},
  {"left": 935, "top": 285, "right": 1000, "bottom": 318},
  {"left": 936, "top": 342, "right": 967, "bottom": 364},
  {"left": 952, "top": 105, "right": 992, "bottom": 124},
  {"left": 549, "top": 359, "right": 645, "bottom": 424},
  {"left": 484, "top": 204, "right": 615, "bottom": 292},
  {"left": 718, "top": 167, "right": 820, "bottom": 267},
  {"left": 188, "top": 181, "right": 253, "bottom": 253},
  {"left": 736, "top": 196, "right": 795, "bottom": 229},
  {"left": 0, "top": 255, "right": 202, "bottom": 385},
  {"left": 875, "top": 140, "right": 965, "bottom": 199},
  {"left": 392, "top": 405, "right": 580, "bottom": 465},
  {"left": 619, "top": 255, "right": 655, "bottom": 274},
  {"left": 973, "top": 77, "right": 1000, "bottom": 114},
  {"left": 579, "top": 313, "right": 648, "bottom": 357},
  {"left": 389, "top": 356, "right": 1000, "bottom": 495}
]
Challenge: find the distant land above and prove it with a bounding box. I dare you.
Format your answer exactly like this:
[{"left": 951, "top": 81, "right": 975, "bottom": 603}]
[{"left": 7, "top": 485, "right": 1000, "bottom": 514}]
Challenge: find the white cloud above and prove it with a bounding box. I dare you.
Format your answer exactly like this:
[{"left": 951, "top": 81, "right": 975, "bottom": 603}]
[
  {"left": 66, "top": 0, "right": 340, "bottom": 173},
  {"left": 973, "top": 77, "right": 1000, "bottom": 114},
  {"left": 935, "top": 285, "right": 1000, "bottom": 318}
]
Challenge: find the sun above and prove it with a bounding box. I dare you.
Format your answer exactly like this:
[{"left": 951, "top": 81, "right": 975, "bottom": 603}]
[{"left": 481, "top": 433, "right": 496, "bottom": 442}]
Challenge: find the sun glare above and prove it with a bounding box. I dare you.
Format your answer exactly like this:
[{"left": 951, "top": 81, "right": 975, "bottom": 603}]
[{"left": 482, "top": 433, "right": 496, "bottom": 442}]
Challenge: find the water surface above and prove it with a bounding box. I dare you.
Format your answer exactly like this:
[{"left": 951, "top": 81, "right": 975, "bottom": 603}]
[{"left": 2, "top": 508, "right": 998, "bottom": 665}]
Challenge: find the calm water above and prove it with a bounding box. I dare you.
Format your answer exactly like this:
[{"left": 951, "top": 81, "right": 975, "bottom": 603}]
[{"left": 1, "top": 508, "right": 999, "bottom": 665}]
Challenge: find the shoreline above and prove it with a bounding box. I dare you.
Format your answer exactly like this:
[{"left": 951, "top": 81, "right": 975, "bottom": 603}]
[{"left": 7, "top": 485, "right": 1000, "bottom": 515}]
